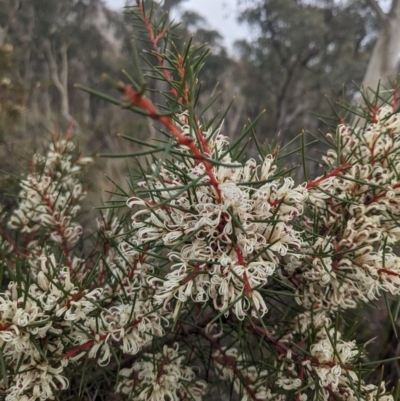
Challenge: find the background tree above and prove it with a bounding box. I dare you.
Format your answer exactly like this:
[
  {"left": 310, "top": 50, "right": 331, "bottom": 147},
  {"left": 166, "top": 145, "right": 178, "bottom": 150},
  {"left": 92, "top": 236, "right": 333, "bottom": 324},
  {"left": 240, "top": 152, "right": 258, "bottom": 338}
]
[
  {"left": 363, "top": 0, "right": 400, "bottom": 93},
  {"left": 235, "top": 0, "right": 377, "bottom": 158}
]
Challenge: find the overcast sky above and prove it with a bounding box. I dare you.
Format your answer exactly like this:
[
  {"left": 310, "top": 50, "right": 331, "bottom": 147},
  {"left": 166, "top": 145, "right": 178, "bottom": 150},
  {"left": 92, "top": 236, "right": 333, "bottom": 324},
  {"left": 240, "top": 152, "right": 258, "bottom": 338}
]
[
  {"left": 104, "top": 0, "right": 250, "bottom": 53},
  {"left": 105, "top": 0, "right": 393, "bottom": 52}
]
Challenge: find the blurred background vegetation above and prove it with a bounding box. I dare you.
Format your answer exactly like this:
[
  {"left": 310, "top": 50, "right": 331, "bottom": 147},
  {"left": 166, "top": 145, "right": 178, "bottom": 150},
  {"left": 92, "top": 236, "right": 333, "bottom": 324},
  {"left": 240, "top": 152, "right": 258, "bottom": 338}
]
[{"left": 0, "top": 0, "right": 384, "bottom": 182}]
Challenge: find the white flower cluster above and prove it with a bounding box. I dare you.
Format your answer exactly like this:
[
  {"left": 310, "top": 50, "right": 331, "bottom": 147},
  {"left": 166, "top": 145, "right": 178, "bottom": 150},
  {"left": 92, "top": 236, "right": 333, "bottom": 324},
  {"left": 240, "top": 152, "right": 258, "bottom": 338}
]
[
  {"left": 2, "top": 101, "right": 400, "bottom": 401},
  {"left": 117, "top": 344, "right": 207, "bottom": 401},
  {"left": 8, "top": 139, "right": 92, "bottom": 247},
  {"left": 127, "top": 117, "right": 307, "bottom": 319},
  {"left": 0, "top": 138, "right": 93, "bottom": 400},
  {"left": 0, "top": 143, "right": 169, "bottom": 400},
  {"left": 0, "top": 276, "right": 69, "bottom": 401},
  {"left": 285, "top": 105, "right": 400, "bottom": 312},
  {"left": 275, "top": 104, "right": 400, "bottom": 400},
  {"left": 0, "top": 247, "right": 168, "bottom": 400},
  {"left": 92, "top": 214, "right": 170, "bottom": 363},
  {"left": 277, "top": 325, "right": 393, "bottom": 401}
]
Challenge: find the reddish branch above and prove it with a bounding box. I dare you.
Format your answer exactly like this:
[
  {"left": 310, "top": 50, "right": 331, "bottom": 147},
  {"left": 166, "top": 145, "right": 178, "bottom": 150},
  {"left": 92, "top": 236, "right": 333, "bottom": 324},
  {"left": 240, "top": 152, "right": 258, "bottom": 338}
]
[
  {"left": 196, "top": 124, "right": 211, "bottom": 155},
  {"left": 269, "top": 198, "right": 281, "bottom": 207},
  {"left": 378, "top": 268, "right": 400, "bottom": 278},
  {"left": 136, "top": 1, "right": 194, "bottom": 108},
  {"left": 370, "top": 143, "right": 376, "bottom": 166},
  {"left": 234, "top": 249, "right": 252, "bottom": 295},
  {"left": 306, "top": 164, "right": 348, "bottom": 189},
  {"left": 0, "top": 324, "right": 10, "bottom": 331},
  {"left": 136, "top": 0, "right": 178, "bottom": 99},
  {"left": 368, "top": 104, "right": 380, "bottom": 124},
  {"left": 64, "top": 336, "right": 104, "bottom": 359},
  {"left": 35, "top": 129, "right": 81, "bottom": 271},
  {"left": 120, "top": 85, "right": 221, "bottom": 201},
  {"left": 235, "top": 248, "right": 245, "bottom": 265},
  {"left": 66, "top": 291, "right": 85, "bottom": 308},
  {"left": 177, "top": 55, "right": 190, "bottom": 105},
  {"left": 366, "top": 182, "right": 400, "bottom": 205},
  {"left": 180, "top": 263, "right": 202, "bottom": 286},
  {"left": 130, "top": 245, "right": 148, "bottom": 279},
  {"left": 242, "top": 271, "right": 252, "bottom": 296},
  {"left": 64, "top": 318, "right": 142, "bottom": 359},
  {"left": 134, "top": 2, "right": 217, "bottom": 189},
  {"left": 40, "top": 191, "right": 72, "bottom": 270}
]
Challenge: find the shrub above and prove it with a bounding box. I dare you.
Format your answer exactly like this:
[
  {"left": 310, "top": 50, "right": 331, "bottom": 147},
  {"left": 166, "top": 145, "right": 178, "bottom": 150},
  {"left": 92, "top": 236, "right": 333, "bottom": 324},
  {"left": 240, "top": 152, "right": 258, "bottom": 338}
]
[{"left": 1, "top": 2, "right": 400, "bottom": 401}]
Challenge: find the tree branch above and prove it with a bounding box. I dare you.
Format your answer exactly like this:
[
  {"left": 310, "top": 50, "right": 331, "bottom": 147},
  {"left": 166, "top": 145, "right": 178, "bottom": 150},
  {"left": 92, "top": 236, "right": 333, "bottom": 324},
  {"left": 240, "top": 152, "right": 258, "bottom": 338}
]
[
  {"left": 60, "top": 40, "right": 68, "bottom": 92},
  {"left": 366, "top": 0, "right": 388, "bottom": 25},
  {"left": 390, "top": 0, "right": 400, "bottom": 17},
  {"left": 44, "top": 40, "right": 71, "bottom": 120},
  {"left": 44, "top": 41, "right": 64, "bottom": 97}
]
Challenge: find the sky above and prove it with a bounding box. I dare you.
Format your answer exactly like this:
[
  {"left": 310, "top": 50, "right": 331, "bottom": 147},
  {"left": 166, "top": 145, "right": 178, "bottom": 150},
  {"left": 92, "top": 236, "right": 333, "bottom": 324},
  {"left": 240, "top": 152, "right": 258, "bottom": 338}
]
[
  {"left": 104, "top": 0, "right": 250, "bottom": 54},
  {"left": 104, "top": 0, "right": 394, "bottom": 54}
]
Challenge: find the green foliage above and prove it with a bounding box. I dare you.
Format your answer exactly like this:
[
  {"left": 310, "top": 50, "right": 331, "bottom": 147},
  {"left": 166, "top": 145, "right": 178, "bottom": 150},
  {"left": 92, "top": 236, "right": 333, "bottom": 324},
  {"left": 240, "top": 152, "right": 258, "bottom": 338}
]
[{"left": 2, "top": 2, "right": 400, "bottom": 401}]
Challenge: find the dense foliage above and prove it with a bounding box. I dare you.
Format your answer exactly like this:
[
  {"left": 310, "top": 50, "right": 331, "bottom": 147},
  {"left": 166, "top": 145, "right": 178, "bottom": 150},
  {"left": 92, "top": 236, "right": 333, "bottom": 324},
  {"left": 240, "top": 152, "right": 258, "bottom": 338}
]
[{"left": 1, "top": 2, "right": 400, "bottom": 401}]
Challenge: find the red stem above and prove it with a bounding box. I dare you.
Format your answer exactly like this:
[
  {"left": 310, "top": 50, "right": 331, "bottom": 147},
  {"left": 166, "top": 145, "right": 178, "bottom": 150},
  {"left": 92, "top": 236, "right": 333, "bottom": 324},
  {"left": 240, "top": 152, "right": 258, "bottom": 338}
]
[
  {"left": 235, "top": 248, "right": 245, "bottom": 265},
  {"left": 64, "top": 319, "right": 142, "bottom": 359},
  {"left": 368, "top": 104, "right": 379, "bottom": 124},
  {"left": 136, "top": 0, "right": 178, "bottom": 99},
  {"left": 121, "top": 85, "right": 221, "bottom": 201},
  {"left": 180, "top": 263, "right": 201, "bottom": 286},
  {"left": 134, "top": 1, "right": 217, "bottom": 196},
  {"left": 306, "top": 164, "right": 348, "bottom": 189},
  {"left": 129, "top": 245, "right": 147, "bottom": 279},
  {"left": 135, "top": 1, "right": 213, "bottom": 166},
  {"left": 243, "top": 271, "right": 252, "bottom": 296},
  {"left": 378, "top": 268, "right": 400, "bottom": 278},
  {"left": 64, "top": 337, "right": 102, "bottom": 358},
  {"left": 40, "top": 191, "right": 72, "bottom": 270},
  {"left": 66, "top": 291, "right": 85, "bottom": 308},
  {"left": 366, "top": 182, "right": 400, "bottom": 205},
  {"left": 235, "top": 248, "right": 252, "bottom": 295},
  {"left": 269, "top": 198, "right": 281, "bottom": 207},
  {"left": 177, "top": 55, "right": 190, "bottom": 105}
]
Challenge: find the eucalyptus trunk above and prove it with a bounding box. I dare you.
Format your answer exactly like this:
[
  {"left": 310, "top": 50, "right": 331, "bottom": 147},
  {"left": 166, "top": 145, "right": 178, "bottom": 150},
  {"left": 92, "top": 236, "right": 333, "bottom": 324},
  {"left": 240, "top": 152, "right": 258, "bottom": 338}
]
[{"left": 363, "top": 0, "right": 400, "bottom": 93}]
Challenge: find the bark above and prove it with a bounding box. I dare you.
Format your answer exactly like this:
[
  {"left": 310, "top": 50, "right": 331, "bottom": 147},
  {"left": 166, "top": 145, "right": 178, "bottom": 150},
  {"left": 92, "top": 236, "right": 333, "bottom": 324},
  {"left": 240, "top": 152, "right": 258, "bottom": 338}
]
[
  {"left": 366, "top": 0, "right": 387, "bottom": 24},
  {"left": 42, "top": 63, "right": 52, "bottom": 129},
  {"left": 44, "top": 40, "right": 71, "bottom": 121},
  {"left": 362, "top": 0, "right": 400, "bottom": 93}
]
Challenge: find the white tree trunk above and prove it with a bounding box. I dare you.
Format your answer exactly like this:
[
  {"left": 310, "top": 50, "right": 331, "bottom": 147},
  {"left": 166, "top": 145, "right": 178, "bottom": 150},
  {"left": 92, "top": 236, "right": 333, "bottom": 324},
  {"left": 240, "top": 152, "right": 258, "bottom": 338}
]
[
  {"left": 363, "top": 0, "right": 400, "bottom": 94},
  {"left": 44, "top": 40, "right": 71, "bottom": 121}
]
